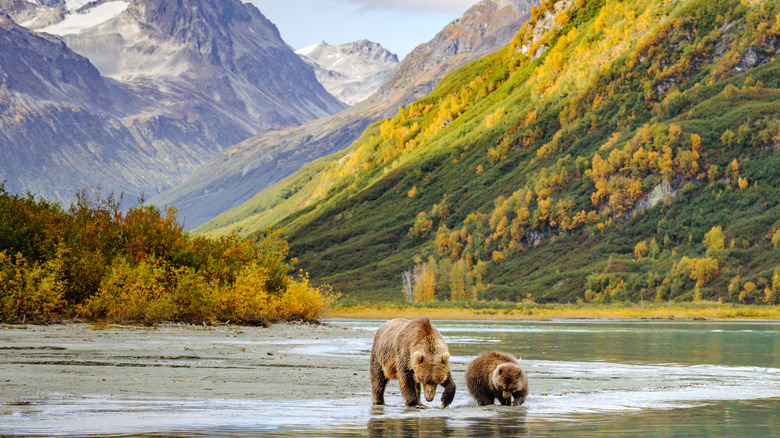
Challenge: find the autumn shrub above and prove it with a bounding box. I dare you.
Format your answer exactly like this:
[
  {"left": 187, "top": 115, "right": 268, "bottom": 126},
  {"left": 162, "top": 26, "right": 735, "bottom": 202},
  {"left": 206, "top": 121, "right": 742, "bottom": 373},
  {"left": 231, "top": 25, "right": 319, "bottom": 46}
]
[
  {"left": 215, "top": 262, "right": 273, "bottom": 323},
  {"left": 171, "top": 268, "right": 219, "bottom": 323},
  {"left": 80, "top": 256, "right": 177, "bottom": 324},
  {"left": 0, "top": 251, "right": 65, "bottom": 322},
  {"left": 275, "top": 277, "right": 327, "bottom": 322},
  {"left": 0, "top": 187, "right": 330, "bottom": 324}
]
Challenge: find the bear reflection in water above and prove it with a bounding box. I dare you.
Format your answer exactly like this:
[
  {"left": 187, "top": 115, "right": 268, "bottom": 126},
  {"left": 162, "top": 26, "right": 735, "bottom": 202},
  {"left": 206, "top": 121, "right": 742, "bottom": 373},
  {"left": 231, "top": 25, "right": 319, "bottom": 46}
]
[{"left": 367, "top": 408, "right": 528, "bottom": 438}]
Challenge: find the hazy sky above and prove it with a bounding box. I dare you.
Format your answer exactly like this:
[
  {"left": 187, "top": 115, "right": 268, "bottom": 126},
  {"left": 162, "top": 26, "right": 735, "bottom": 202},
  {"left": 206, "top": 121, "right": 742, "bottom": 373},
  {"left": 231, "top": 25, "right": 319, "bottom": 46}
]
[{"left": 251, "top": 0, "right": 482, "bottom": 58}]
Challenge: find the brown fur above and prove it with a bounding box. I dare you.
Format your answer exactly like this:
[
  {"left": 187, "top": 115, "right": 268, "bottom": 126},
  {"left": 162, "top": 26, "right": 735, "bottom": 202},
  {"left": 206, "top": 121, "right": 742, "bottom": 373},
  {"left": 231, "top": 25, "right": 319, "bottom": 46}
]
[
  {"left": 370, "top": 317, "right": 456, "bottom": 408},
  {"left": 466, "top": 351, "right": 528, "bottom": 406}
]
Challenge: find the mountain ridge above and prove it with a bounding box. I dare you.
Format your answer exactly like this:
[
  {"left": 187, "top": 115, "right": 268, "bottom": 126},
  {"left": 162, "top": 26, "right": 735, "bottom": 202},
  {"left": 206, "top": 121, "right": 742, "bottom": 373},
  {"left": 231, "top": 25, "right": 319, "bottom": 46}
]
[{"left": 0, "top": 0, "right": 345, "bottom": 205}]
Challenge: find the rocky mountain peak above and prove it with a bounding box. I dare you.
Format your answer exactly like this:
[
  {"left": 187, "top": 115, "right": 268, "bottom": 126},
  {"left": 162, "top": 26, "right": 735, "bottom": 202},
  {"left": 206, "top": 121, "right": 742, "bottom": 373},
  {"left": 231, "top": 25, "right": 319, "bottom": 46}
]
[
  {"left": 297, "top": 39, "right": 399, "bottom": 106},
  {"left": 122, "top": 0, "right": 282, "bottom": 70},
  {"left": 0, "top": 12, "right": 127, "bottom": 113},
  {"left": 376, "top": 0, "right": 539, "bottom": 102}
]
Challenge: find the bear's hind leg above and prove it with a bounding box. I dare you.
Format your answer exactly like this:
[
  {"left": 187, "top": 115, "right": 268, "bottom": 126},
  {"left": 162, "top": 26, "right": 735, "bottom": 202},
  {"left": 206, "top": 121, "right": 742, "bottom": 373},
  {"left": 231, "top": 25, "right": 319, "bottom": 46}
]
[
  {"left": 473, "top": 392, "right": 496, "bottom": 406},
  {"left": 370, "top": 356, "right": 388, "bottom": 405}
]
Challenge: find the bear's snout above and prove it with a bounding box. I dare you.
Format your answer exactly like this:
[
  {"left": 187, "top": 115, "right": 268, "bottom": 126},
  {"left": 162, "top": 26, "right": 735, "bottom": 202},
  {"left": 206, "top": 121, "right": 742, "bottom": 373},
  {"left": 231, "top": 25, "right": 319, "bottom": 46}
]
[{"left": 423, "top": 384, "right": 437, "bottom": 402}]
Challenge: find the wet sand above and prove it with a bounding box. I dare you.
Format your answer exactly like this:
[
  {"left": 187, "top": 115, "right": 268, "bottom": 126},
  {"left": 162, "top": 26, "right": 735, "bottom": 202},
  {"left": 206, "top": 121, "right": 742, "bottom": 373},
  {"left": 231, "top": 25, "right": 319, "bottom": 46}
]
[{"left": 0, "top": 322, "right": 376, "bottom": 405}]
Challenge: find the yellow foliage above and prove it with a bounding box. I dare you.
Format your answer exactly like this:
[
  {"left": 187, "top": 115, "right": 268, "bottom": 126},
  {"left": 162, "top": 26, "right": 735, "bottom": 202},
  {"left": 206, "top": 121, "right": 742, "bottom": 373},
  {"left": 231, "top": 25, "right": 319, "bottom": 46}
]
[
  {"left": 413, "top": 264, "right": 436, "bottom": 303},
  {"left": 690, "top": 133, "right": 702, "bottom": 151},
  {"left": 687, "top": 257, "right": 719, "bottom": 288},
  {"left": 409, "top": 212, "right": 434, "bottom": 238},
  {"left": 217, "top": 262, "right": 272, "bottom": 322},
  {"left": 634, "top": 241, "right": 648, "bottom": 260},
  {"left": 275, "top": 277, "right": 326, "bottom": 322},
  {"left": 484, "top": 107, "right": 506, "bottom": 128},
  {"left": 731, "top": 159, "right": 740, "bottom": 177},
  {"left": 0, "top": 251, "right": 65, "bottom": 322},
  {"left": 449, "top": 260, "right": 473, "bottom": 301},
  {"left": 739, "top": 281, "right": 757, "bottom": 303},
  {"left": 81, "top": 256, "right": 175, "bottom": 324},
  {"left": 704, "top": 226, "right": 725, "bottom": 255}
]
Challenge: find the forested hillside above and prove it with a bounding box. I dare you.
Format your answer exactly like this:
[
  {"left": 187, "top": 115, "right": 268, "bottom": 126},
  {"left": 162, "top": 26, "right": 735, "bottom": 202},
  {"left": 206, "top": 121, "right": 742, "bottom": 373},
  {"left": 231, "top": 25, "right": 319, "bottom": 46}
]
[{"left": 202, "top": 0, "right": 780, "bottom": 305}]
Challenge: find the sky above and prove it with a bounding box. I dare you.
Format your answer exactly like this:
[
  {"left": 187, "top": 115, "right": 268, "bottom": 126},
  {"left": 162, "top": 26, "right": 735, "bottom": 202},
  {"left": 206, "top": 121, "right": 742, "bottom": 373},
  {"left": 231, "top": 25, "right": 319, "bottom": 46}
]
[{"left": 251, "top": 0, "right": 483, "bottom": 59}]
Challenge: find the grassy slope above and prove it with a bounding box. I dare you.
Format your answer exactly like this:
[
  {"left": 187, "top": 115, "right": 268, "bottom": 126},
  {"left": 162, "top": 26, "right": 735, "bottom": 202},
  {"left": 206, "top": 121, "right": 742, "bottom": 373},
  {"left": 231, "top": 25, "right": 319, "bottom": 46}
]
[{"left": 203, "top": 0, "right": 780, "bottom": 303}]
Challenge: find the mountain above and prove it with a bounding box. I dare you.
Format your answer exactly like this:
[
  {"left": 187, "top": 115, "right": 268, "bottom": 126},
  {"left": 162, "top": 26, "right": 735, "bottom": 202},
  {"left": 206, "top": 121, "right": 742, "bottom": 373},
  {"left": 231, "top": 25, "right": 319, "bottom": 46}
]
[
  {"left": 199, "top": 0, "right": 780, "bottom": 305},
  {"left": 297, "top": 40, "right": 399, "bottom": 106},
  {"left": 153, "top": 0, "right": 539, "bottom": 229},
  {"left": 376, "top": 0, "right": 537, "bottom": 105},
  {"left": 0, "top": 13, "right": 145, "bottom": 201},
  {"left": 0, "top": 0, "right": 345, "bottom": 204}
]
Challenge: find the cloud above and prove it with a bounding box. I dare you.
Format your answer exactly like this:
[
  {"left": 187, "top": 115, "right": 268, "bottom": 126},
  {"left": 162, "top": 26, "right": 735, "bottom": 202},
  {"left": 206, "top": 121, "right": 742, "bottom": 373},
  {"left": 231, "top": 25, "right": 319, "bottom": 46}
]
[{"left": 344, "top": 0, "right": 480, "bottom": 14}]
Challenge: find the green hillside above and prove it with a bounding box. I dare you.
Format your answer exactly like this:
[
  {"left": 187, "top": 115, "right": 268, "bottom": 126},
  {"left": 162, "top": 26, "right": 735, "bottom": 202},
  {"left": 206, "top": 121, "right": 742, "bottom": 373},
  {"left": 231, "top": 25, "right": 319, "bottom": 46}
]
[{"left": 200, "top": 0, "right": 780, "bottom": 305}]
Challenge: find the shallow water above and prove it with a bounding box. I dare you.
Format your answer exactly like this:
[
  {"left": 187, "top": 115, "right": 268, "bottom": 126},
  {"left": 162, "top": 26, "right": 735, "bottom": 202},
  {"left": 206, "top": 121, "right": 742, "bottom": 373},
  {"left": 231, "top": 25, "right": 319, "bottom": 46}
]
[{"left": 3, "top": 319, "right": 779, "bottom": 437}]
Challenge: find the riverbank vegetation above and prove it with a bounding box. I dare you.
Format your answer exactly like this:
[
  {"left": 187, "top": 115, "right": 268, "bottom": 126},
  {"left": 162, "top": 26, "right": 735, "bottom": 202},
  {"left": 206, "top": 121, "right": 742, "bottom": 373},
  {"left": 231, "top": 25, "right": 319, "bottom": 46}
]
[
  {"left": 0, "top": 186, "right": 334, "bottom": 324},
  {"left": 331, "top": 301, "right": 780, "bottom": 321}
]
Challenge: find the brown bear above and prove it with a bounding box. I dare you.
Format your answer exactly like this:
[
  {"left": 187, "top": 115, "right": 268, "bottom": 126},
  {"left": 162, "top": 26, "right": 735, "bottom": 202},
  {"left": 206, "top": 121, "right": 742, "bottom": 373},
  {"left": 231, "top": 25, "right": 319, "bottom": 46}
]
[
  {"left": 466, "top": 351, "right": 528, "bottom": 406},
  {"left": 370, "top": 317, "right": 456, "bottom": 408}
]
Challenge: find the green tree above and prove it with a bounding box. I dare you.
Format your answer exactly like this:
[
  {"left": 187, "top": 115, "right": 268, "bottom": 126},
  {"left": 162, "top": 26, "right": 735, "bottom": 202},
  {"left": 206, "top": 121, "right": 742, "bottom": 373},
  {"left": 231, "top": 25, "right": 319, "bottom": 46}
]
[
  {"left": 408, "top": 212, "right": 433, "bottom": 238},
  {"left": 721, "top": 130, "right": 735, "bottom": 149},
  {"left": 728, "top": 275, "right": 741, "bottom": 302}
]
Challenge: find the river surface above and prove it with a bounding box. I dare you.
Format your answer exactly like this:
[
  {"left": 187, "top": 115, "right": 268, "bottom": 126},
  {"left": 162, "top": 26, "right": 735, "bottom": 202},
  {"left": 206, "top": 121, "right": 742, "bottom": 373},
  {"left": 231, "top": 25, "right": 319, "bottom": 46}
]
[{"left": 3, "top": 319, "right": 779, "bottom": 437}]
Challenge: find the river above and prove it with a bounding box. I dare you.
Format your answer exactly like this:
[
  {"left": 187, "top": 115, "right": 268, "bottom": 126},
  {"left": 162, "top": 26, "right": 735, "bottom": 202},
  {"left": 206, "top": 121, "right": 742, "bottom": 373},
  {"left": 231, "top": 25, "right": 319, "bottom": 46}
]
[{"left": 2, "top": 319, "right": 778, "bottom": 436}]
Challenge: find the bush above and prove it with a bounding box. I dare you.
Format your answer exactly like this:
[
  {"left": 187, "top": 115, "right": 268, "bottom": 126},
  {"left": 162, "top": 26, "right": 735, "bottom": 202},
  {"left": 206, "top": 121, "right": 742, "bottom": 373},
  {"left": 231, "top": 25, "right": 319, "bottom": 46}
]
[
  {"left": 0, "top": 251, "right": 65, "bottom": 322},
  {"left": 80, "top": 256, "right": 176, "bottom": 324},
  {"left": 275, "top": 278, "right": 327, "bottom": 322},
  {"left": 0, "top": 187, "right": 331, "bottom": 324}
]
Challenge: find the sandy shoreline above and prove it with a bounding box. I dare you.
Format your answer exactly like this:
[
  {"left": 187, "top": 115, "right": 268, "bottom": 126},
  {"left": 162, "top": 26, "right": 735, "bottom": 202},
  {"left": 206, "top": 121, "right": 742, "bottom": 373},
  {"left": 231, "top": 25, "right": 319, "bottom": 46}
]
[{"left": 0, "top": 322, "right": 376, "bottom": 405}]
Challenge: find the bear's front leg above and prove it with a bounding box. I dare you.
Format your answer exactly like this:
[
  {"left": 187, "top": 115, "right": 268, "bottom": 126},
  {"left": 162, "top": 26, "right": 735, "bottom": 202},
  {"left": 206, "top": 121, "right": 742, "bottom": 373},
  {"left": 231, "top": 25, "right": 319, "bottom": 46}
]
[
  {"left": 441, "top": 371, "right": 456, "bottom": 408},
  {"left": 400, "top": 369, "right": 426, "bottom": 408},
  {"left": 512, "top": 389, "right": 527, "bottom": 406}
]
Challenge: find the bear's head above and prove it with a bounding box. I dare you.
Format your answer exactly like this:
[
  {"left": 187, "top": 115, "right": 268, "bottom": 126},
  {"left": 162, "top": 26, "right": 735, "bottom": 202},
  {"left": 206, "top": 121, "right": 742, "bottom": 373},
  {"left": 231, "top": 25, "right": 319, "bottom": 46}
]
[
  {"left": 411, "top": 349, "right": 450, "bottom": 402},
  {"left": 491, "top": 363, "right": 527, "bottom": 404}
]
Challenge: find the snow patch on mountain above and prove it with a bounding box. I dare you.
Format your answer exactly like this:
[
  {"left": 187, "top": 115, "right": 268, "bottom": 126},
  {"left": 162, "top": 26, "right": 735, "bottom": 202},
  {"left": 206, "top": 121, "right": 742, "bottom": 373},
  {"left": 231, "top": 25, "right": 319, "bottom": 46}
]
[
  {"left": 297, "top": 40, "right": 398, "bottom": 106},
  {"left": 295, "top": 42, "right": 322, "bottom": 57},
  {"left": 40, "top": 1, "right": 128, "bottom": 35}
]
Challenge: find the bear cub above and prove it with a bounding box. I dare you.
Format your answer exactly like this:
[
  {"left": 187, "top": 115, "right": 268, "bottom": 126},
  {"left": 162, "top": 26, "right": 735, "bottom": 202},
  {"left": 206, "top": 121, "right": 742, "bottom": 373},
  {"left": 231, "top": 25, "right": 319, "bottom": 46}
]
[
  {"left": 466, "top": 351, "right": 528, "bottom": 406},
  {"left": 370, "top": 317, "right": 456, "bottom": 408}
]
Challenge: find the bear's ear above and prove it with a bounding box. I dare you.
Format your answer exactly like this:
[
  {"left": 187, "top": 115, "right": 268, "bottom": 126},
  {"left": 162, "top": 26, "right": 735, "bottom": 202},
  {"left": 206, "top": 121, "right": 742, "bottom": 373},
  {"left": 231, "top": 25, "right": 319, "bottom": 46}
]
[
  {"left": 497, "top": 366, "right": 504, "bottom": 376},
  {"left": 441, "top": 352, "right": 450, "bottom": 364},
  {"left": 412, "top": 351, "right": 425, "bottom": 365}
]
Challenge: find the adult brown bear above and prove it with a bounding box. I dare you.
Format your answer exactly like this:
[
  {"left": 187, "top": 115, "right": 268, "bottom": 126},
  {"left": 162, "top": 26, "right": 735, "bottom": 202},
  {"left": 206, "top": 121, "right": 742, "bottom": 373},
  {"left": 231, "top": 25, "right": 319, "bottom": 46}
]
[
  {"left": 466, "top": 351, "right": 528, "bottom": 406},
  {"left": 370, "top": 317, "right": 456, "bottom": 408}
]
